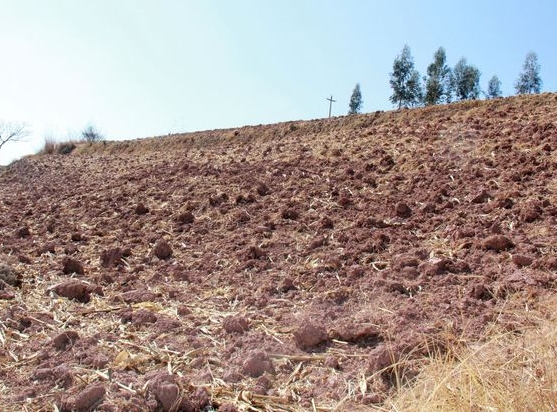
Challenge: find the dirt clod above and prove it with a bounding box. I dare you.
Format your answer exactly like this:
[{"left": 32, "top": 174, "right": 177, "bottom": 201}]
[
  {"left": 135, "top": 203, "right": 149, "bottom": 215},
  {"left": 62, "top": 257, "right": 85, "bottom": 275},
  {"left": 471, "top": 189, "right": 491, "bottom": 204},
  {"left": 132, "top": 309, "right": 157, "bottom": 324},
  {"left": 177, "top": 211, "right": 195, "bottom": 224},
  {"left": 324, "top": 356, "right": 340, "bottom": 370},
  {"left": 100, "top": 247, "right": 125, "bottom": 267},
  {"left": 308, "top": 236, "right": 327, "bottom": 250},
  {"left": 367, "top": 345, "right": 396, "bottom": 373},
  {"left": 512, "top": 254, "right": 533, "bottom": 267},
  {"left": 469, "top": 284, "right": 492, "bottom": 300},
  {"left": 52, "top": 330, "right": 79, "bottom": 350},
  {"left": 320, "top": 216, "right": 334, "bottom": 229},
  {"left": 281, "top": 208, "right": 299, "bottom": 220},
  {"left": 293, "top": 321, "right": 328, "bottom": 350},
  {"left": 147, "top": 373, "right": 181, "bottom": 412},
  {"left": 256, "top": 183, "right": 270, "bottom": 196},
  {"left": 242, "top": 351, "right": 274, "bottom": 377},
  {"left": 61, "top": 383, "right": 105, "bottom": 412},
  {"left": 245, "top": 245, "right": 266, "bottom": 260},
  {"left": 483, "top": 235, "right": 514, "bottom": 251},
  {"left": 521, "top": 203, "right": 542, "bottom": 222},
  {"left": 120, "top": 289, "right": 158, "bottom": 304},
  {"left": 16, "top": 226, "right": 31, "bottom": 238},
  {"left": 38, "top": 242, "right": 56, "bottom": 255},
  {"left": 223, "top": 315, "right": 249, "bottom": 334},
  {"left": 153, "top": 239, "right": 173, "bottom": 259},
  {"left": 395, "top": 202, "right": 412, "bottom": 218},
  {"left": 53, "top": 280, "right": 101, "bottom": 303},
  {"left": 278, "top": 277, "right": 295, "bottom": 293}
]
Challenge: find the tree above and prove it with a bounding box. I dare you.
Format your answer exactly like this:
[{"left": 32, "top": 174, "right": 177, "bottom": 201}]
[
  {"left": 389, "top": 45, "right": 423, "bottom": 108},
  {"left": 486, "top": 75, "right": 502, "bottom": 99},
  {"left": 515, "top": 51, "right": 542, "bottom": 94},
  {"left": 407, "top": 70, "right": 423, "bottom": 106},
  {"left": 81, "top": 125, "right": 104, "bottom": 142},
  {"left": 424, "top": 47, "right": 453, "bottom": 105},
  {"left": 452, "top": 58, "right": 481, "bottom": 100},
  {"left": 0, "top": 122, "right": 30, "bottom": 152},
  {"left": 348, "top": 83, "right": 363, "bottom": 115}
]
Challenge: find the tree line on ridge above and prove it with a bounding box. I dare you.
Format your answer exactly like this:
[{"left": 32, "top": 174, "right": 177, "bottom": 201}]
[{"left": 347, "top": 47, "right": 542, "bottom": 114}]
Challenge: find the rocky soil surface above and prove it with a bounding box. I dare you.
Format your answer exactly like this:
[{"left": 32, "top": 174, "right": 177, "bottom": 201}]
[{"left": 1, "top": 94, "right": 557, "bottom": 411}]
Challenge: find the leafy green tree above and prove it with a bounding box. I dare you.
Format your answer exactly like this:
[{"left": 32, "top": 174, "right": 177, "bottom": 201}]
[
  {"left": 424, "top": 47, "right": 453, "bottom": 105},
  {"left": 515, "top": 51, "right": 542, "bottom": 94},
  {"left": 407, "top": 70, "right": 423, "bottom": 106},
  {"left": 389, "top": 45, "right": 423, "bottom": 108},
  {"left": 348, "top": 83, "right": 363, "bottom": 115},
  {"left": 452, "top": 58, "right": 481, "bottom": 100},
  {"left": 486, "top": 75, "right": 502, "bottom": 99}
]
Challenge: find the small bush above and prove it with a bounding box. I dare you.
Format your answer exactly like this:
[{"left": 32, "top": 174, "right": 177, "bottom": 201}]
[
  {"left": 40, "top": 137, "right": 77, "bottom": 156},
  {"left": 81, "top": 125, "right": 104, "bottom": 143},
  {"left": 58, "top": 141, "right": 76, "bottom": 154}
]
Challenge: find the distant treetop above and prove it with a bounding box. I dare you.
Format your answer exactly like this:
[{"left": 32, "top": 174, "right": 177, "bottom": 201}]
[
  {"left": 487, "top": 75, "right": 502, "bottom": 99},
  {"left": 424, "top": 47, "right": 453, "bottom": 105},
  {"left": 515, "top": 51, "right": 542, "bottom": 95},
  {"left": 452, "top": 58, "right": 481, "bottom": 101},
  {"left": 382, "top": 45, "right": 543, "bottom": 109},
  {"left": 389, "top": 45, "right": 423, "bottom": 109},
  {"left": 348, "top": 83, "right": 363, "bottom": 115}
]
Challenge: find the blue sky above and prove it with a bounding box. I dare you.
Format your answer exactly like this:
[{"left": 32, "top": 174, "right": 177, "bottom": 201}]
[{"left": 0, "top": 0, "right": 556, "bottom": 164}]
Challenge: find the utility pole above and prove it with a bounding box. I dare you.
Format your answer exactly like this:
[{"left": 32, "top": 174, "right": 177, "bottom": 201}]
[{"left": 326, "top": 95, "right": 336, "bottom": 118}]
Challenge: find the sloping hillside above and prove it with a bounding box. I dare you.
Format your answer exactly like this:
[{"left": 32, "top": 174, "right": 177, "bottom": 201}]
[{"left": 1, "top": 94, "right": 557, "bottom": 411}]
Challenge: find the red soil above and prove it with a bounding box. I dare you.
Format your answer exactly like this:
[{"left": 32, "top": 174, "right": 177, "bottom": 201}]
[{"left": 1, "top": 93, "right": 557, "bottom": 410}]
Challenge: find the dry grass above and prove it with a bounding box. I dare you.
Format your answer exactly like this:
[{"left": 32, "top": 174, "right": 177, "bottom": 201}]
[
  {"left": 386, "top": 298, "right": 557, "bottom": 412},
  {"left": 40, "top": 136, "right": 59, "bottom": 154},
  {"left": 40, "top": 136, "right": 78, "bottom": 155}
]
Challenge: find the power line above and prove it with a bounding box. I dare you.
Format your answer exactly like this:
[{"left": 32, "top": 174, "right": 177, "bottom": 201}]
[{"left": 326, "top": 95, "right": 336, "bottom": 118}]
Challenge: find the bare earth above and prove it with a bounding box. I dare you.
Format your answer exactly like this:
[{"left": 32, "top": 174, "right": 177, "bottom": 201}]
[{"left": 1, "top": 94, "right": 557, "bottom": 411}]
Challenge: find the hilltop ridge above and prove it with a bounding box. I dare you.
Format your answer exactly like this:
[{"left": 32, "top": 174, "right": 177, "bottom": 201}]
[
  {"left": 1, "top": 93, "right": 557, "bottom": 410},
  {"left": 33, "top": 92, "right": 554, "bottom": 160}
]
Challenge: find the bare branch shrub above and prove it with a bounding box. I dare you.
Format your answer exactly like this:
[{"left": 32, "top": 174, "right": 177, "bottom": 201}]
[
  {"left": 81, "top": 125, "right": 104, "bottom": 143},
  {"left": 0, "top": 122, "right": 30, "bottom": 152}
]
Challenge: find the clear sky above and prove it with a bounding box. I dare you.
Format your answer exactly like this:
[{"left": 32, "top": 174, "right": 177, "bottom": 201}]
[{"left": 0, "top": 0, "right": 556, "bottom": 164}]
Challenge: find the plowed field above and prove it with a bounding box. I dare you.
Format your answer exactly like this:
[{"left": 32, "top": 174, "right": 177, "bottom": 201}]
[{"left": 1, "top": 93, "right": 557, "bottom": 411}]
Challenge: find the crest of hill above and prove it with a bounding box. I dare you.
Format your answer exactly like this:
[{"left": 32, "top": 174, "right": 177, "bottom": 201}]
[
  {"left": 2, "top": 93, "right": 556, "bottom": 196},
  {"left": 25, "top": 92, "right": 557, "bottom": 164}
]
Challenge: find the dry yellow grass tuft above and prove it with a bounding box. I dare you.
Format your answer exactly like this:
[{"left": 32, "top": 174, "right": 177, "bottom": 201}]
[
  {"left": 386, "top": 298, "right": 557, "bottom": 412},
  {"left": 39, "top": 136, "right": 78, "bottom": 155}
]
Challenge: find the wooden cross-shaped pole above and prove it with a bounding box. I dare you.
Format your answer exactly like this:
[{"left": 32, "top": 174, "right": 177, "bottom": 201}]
[{"left": 326, "top": 95, "right": 336, "bottom": 118}]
